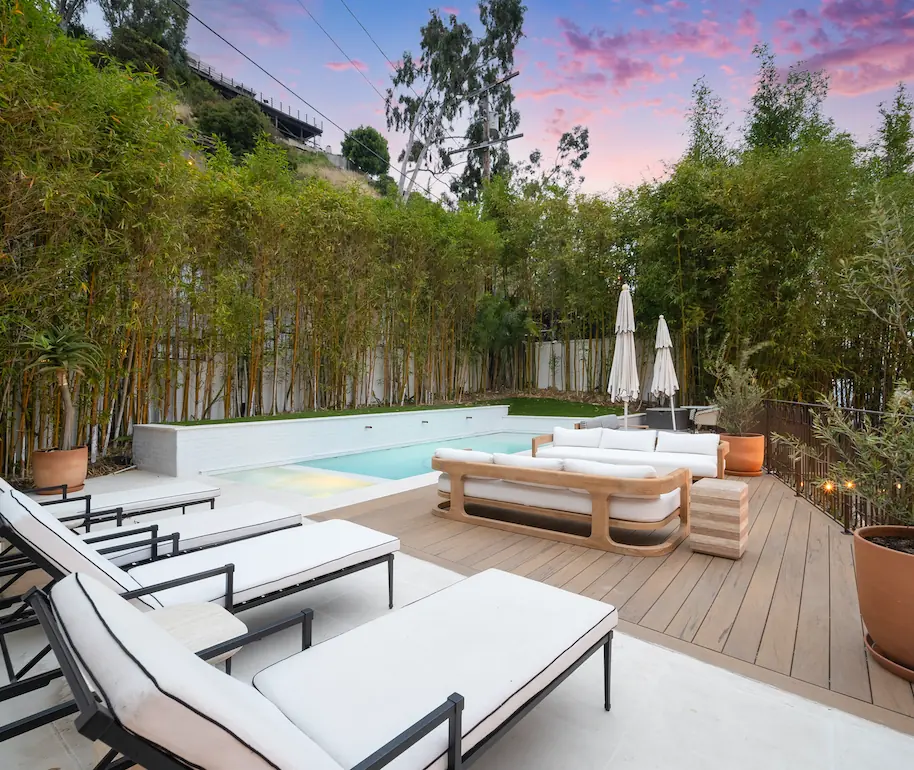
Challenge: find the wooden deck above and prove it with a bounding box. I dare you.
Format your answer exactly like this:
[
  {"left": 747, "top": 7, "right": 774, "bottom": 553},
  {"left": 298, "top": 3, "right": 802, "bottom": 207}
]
[{"left": 320, "top": 474, "right": 914, "bottom": 734}]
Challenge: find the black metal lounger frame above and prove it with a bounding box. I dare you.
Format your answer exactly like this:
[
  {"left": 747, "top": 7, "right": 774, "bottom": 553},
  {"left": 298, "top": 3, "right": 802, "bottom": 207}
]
[
  {"left": 0, "top": 508, "right": 395, "bottom": 742},
  {"left": 26, "top": 585, "right": 613, "bottom": 770}
]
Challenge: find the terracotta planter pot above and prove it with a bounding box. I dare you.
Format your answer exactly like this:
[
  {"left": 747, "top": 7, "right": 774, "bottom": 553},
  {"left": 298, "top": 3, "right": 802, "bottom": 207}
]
[
  {"left": 720, "top": 433, "right": 764, "bottom": 477},
  {"left": 32, "top": 446, "right": 89, "bottom": 495},
  {"left": 854, "top": 526, "right": 914, "bottom": 681}
]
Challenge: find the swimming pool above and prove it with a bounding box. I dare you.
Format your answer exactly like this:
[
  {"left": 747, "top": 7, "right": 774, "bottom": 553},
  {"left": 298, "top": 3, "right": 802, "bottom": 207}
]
[
  {"left": 298, "top": 431, "right": 538, "bottom": 480},
  {"left": 215, "top": 431, "right": 538, "bottom": 495}
]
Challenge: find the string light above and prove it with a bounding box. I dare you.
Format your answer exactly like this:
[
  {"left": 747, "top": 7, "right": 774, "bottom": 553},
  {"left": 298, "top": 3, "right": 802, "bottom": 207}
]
[
  {"left": 845, "top": 480, "right": 855, "bottom": 489},
  {"left": 823, "top": 481, "right": 834, "bottom": 493}
]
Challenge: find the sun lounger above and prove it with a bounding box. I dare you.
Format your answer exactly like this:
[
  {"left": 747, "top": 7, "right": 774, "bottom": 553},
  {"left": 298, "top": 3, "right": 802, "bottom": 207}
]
[
  {"left": 77, "top": 501, "right": 304, "bottom": 566},
  {"left": 0, "top": 484, "right": 399, "bottom": 615},
  {"left": 31, "top": 569, "right": 617, "bottom": 770},
  {"left": 32, "top": 478, "right": 221, "bottom": 530}
]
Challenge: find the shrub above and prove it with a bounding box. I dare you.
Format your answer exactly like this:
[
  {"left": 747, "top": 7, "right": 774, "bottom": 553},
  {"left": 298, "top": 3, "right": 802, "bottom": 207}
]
[{"left": 196, "top": 97, "right": 272, "bottom": 157}]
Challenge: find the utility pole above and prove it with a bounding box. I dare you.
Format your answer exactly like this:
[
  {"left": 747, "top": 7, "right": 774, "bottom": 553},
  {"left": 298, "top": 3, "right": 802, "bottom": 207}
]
[{"left": 448, "top": 70, "right": 523, "bottom": 182}]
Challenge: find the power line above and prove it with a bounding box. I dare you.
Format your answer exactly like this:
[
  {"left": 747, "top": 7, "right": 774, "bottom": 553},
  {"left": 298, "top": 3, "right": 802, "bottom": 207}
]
[
  {"left": 335, "top": 0, "right": 423, "bottom": 102},
  {"left": 167, "top": 0, "right": 445, "bottom": 204},
  {"left": 292, "top": 0, "right": 387, "bottom": 104}
]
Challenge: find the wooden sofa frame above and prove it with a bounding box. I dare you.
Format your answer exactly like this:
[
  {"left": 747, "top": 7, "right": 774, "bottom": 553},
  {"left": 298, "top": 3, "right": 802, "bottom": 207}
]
[
  {"left": 531, "top": 433, "right": 729, "bottom": 480},
  {"left": 431, "top": 458, "right": 691, "bottom": 557}
]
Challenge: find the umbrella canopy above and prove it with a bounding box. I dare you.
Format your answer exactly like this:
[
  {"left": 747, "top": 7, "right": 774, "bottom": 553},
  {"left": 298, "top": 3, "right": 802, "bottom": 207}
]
[
  {"left": 651, "top": 315, "right": 680, "bottom": 427},
  {"left": 607, "top": 284, "right": 639, "bottom": 428}
]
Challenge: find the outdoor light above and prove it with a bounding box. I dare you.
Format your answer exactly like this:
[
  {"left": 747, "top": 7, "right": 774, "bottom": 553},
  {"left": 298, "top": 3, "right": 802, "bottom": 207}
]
[
  {"left": 845, "top": 480, "right": 855, "bottom": 489},
  {"left": 823, "top": 481, "right": 834, "bottom": 492}
]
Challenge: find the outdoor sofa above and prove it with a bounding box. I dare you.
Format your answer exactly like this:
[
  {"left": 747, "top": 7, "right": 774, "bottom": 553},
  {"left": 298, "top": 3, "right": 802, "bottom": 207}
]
[
  {"left": 31, "top": 568, "right": 617, "bottom": 770},
  {"left": 432, "top": 449, "right": 690, "bottom": 556},
  {"left": 532, "top": 426, "right": 728, "bottom": 479}
]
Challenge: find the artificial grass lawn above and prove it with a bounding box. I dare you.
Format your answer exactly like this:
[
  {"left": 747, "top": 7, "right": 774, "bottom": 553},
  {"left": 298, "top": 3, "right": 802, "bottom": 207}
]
[{"left": 173, "top": 396, "right": 621, "bottom": 426}]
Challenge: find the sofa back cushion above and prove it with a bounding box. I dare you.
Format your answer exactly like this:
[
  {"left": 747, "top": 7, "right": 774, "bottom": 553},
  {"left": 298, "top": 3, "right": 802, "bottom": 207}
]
[
  {"left": 599, "top": 429, "right": 657, "bottom": 453},
  {"left": 655, "top": 432, "right": 720, "bottom": 456},
  {"left": 51, "top": 574, "right": 343, "bottom": 770},
  {"left": 434, "top": 448, "right": 494, "bottom": 464},
  {"left": 563, "top": 459, "right": 658, "bottom": 479},
  {"left": 0, "top": 487, "right": 155, "bottom": 607},
  {"left": 553, "top": 426, "right": 602, "bottom": 448},
  {"left": 493, "top": 454, "right": 564, "bottom": 472},
  {"left": 580, "top": 415, "right": 620, "bottom": 430}
]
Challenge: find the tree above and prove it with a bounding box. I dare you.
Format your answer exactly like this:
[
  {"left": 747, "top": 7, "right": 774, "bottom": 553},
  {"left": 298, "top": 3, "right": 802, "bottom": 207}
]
[
  {"left": 341, "top": 125, "right": 391, "bottom": 176},
  {"left": 685, "top": 77, "right": 728, "bottom": 164},
  {"left": 99, "top": 0, "right": 189, "bottom": 60},
  {"left": 386, "top": 1, "right": 526, "bottom": 202},
  {"left": 55, "top": 0, "right": 88, "bottom": 31},
  {"left": 196, "top": 98, "right": 272, "bottom": 157},
  {"left": 106, "top": 26, "right": 171, "bottom": 75},
  {"left": 513, "top": 125, "right": 590, "bottom": 194},
  {"left": 744, "top": 43, "right": 831, "bottom": 151},
  {"left": 876, "top": 83, "right": 914, "bottom": 178}
]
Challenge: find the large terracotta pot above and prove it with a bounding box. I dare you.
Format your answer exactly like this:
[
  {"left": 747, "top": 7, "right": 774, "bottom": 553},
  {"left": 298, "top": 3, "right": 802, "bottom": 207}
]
[
  {"left": 720, "top": 433, "right": 764, "bottom": 477},
  {"left": 854, "top": 525, "right": 914, "bottom": 681},
  {"left": 31, "top": 446, "right": 89, "bottom": 494}
]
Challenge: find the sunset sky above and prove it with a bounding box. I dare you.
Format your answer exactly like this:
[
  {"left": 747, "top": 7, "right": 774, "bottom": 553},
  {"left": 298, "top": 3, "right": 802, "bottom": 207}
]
[{"left": 84, "top": 0, "right": 914, "bottom": 196}]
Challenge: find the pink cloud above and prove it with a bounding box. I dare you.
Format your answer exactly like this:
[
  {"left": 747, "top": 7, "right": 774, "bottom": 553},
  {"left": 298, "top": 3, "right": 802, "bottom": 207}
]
[
  {"left": 441, "top": 5, "right": 459, "bottom": 14},
  {"left": 635, "top": 8, "right": 650, "bottom": 17},
  {"left": 736, "top": 9, "right": 760, "bottom": 37},
  {"left": 803, "top": 38, "right": 914, "bottom": 95},
  {"left": 325, "top": 60, "right": 368, "bottom": 72},
  {"left": 720, "top": 63, "right": 735, "bottom": 75},
  {"left": 667, "top": 0, "right": 688, "bottom": 9}
]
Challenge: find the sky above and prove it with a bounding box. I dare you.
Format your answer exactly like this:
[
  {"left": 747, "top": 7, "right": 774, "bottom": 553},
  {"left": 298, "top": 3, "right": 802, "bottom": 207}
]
[{"left": 82, "top": 0, "right": 914, "bottom": 197}]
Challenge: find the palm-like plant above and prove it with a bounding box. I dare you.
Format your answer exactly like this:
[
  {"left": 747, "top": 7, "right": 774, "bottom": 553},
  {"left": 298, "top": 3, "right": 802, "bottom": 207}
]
[{"left": 23, "top": 327, "right": 102, "bottom": 452}]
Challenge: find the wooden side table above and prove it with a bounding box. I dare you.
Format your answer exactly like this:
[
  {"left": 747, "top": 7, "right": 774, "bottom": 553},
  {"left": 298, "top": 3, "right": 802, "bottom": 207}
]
[
  {"left": 690, "top": 478, "right": 749, "bottom": 559},
  {"left": 148, "top": 602, "right": 248, "bottom": 666}
]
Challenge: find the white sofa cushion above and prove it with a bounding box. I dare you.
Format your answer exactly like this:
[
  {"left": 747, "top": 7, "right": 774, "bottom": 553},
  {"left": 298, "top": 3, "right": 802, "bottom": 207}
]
[
  {"left": 536, "top": 446, "right": 608, "bottom": 463},
  {"left": 655, "top": 432, "right": 720, "bottom": 456},
  {"left": 0, "top": 487, "right": 155, "bottom": 606},
  {"left": 649, "top": 452, "right": 716, "bottom": 479},
  {"left": 83, "top": 502, "right": 305, "bottom": 567},
  {"left": 552, "top": 426, "right": 602, "bottom": 448},
  {"left": 492, "top": 453, "right": 563, "bottom": 471},
  {"left": 48, "top": 479, "right": 221, "bottom": 521},
  {"left": 52, "top": 574, "right": 342, "bottom": 770},
  {"left": 434, "top": 448, "right": 494, "bottom": 464},
  {"left": 126, "top": 520, "right": 399, "bottom": 607},
  {"left": 599, "top": 429, "right": 657, "bottom": 452},
  {"left": 438, "top": 476, "right": 678, "bottom": 522},
  {"left": 563, "top": 459, "right": 657, "bottom": 479},
  {"left": 253, "top": 569, "right": 617, "bottom": 770}
]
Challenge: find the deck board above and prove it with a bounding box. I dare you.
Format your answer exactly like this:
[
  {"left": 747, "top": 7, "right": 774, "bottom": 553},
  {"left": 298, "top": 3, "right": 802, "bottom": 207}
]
[{"left": 324, "top": 473, "right": 914, "bottom": 732}]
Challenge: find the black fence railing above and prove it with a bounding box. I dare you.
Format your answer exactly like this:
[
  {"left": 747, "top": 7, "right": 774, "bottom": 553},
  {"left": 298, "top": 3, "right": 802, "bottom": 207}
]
[{"left": 763, "top": 399, "right": 891, "bottom": 532}]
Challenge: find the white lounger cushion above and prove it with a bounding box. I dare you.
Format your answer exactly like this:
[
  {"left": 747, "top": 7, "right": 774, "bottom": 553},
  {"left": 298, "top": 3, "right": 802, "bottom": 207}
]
[
  {"left": 492, "top": 453, "right": 564, "bottom": 471},
  {"left": 47, "top": 479, "right": 220, "bottom": 519},
  {"left": 253, "top": 569, "right": 617, "bottom": 770},
  {"left": 127, "top": 520, "right": 399, "bottom": 606},
  {"left": 537, "top": 445, "right": 716, "bottom": 478},
  {"left": 647, "top": 452, "right": 715, "bottom": 478},
  {"left": 552, "top": 426, "right": 602, "bottom": 448},
  {"left": 81, "top": 502, "right": 304, "bottom": 566},
  {"left": 437, "top": 476, "right": 680, "bottom": 523},
  {"left": 563, "top": 459, "right": 657, "bottom": 479},
  {"left": 52, "top": 574, "right": 342, "bottom": 770},
  {"left": 0, "top": 487, "right": 150, "bottom": 602}
]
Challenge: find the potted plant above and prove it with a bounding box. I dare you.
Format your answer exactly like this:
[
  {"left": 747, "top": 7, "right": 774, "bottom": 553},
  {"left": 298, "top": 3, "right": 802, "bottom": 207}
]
[
  {"left": 708, "top": 342, "right": 770, "bottom": 476},
  {"left": 24, "top": 326, "right": 102, "bottom": 494},
  {"left": 788, "top": 387, "right": 914, "bottom": 681}
]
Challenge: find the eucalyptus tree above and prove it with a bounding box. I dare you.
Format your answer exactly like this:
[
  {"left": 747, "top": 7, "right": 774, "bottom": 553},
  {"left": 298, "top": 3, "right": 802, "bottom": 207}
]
[
  {"left": 386, "top": 1, "right": 525, "bottom": 202},
  {"left": 55, "top": 0, "right": 88, "bottom": 30},
  {"left": 685, "top": 77, "right": 728, "bottom": 165},
  {"left": 99, "top": 0, "right": 189, "bottom": 60},
  {"left": 876, "top": 83, "right": 914, "bottom": 178}
]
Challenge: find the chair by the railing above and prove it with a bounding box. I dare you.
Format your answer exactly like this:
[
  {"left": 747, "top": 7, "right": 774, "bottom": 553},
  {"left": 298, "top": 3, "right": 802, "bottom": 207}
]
[{"left": 764, "top": 400, "right": 890, "bottom": 532}]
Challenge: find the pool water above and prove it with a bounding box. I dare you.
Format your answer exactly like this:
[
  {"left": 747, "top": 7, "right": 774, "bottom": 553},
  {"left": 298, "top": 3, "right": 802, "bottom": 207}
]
[{"left": 297, "top": 431, "right": 538, "bottom": 480}]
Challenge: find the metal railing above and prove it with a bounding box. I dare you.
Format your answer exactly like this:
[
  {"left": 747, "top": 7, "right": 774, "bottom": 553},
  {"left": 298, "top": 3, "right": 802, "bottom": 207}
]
[{"left": 764, "top": 399, "right": 891, "bottom": 532}]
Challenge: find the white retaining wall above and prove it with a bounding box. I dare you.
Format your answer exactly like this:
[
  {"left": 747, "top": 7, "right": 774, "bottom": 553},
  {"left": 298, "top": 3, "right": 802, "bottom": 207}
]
[{"left": 134, "top": 406, "right": 592, "bottom": 476}]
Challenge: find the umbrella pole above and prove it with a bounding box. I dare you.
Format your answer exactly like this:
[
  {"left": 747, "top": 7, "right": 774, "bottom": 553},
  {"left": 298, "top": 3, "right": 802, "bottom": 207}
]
[
  {"left": 670, "top": 393, "right": 676, "bottom": 431},
  {"left": 624, "top": 400, "right": 629, "bottom": 430}
]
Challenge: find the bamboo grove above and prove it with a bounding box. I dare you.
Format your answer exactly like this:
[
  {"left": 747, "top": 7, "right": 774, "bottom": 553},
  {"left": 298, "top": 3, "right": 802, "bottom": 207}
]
[{"left": 2, "top": 2, "right": 913, "bottom": 476}]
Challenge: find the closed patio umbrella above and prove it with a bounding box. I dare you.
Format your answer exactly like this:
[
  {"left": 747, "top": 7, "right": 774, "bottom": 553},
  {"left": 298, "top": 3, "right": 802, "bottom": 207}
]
[
  {"left": 651, "top": 314, "right": 680, "bottom": 429},
  {"left": 607, "top": 284, "right": 639, "bottom": 429}
]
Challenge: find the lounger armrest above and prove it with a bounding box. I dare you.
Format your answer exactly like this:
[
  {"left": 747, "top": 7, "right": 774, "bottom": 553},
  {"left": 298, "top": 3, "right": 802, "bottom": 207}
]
[
  {"left": 57, "top": 506, "right": 124, "bottom": 532},
  {"left": 83, "top": 524, "right": 160, "bottom": 546},
  {"left": 531, "top": 434, "right": 553, "bottom": 457},
  {"left": 96, "top": 533, "right": 180, "bottom": 560},
  {"left": 717, "top": 440, "right": 730, "bottom": 479},
  {"left": 197, "top": 609, "right": 315, "bottom": 664},
  {"left": 27, "top": 484, "right": 71, "bottom": 498},
  {"left": 120, "top": 563, "right": 236, "bottom": 610},
  {"left": 127, "top": 497, "right": 217, "bottom": 520},
  {"left": 38, "top": 493, "right": 89, "bottom": 508},
  {"left": 352, "top": 693, "right": 465, "bottom": 770}
]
